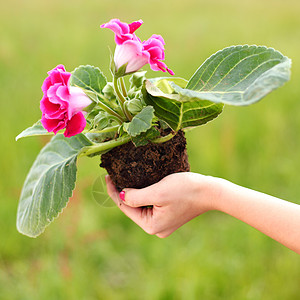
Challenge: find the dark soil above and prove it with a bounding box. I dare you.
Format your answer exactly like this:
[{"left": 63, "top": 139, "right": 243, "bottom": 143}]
[{"left": 100, "top": 130, "right": 190, "bottom": 191}]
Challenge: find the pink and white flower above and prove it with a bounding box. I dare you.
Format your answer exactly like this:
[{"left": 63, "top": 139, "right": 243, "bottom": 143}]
[
  {"left": 101, "top": 19, "right": 174, "bottom": 76},
  {"left": 40, "top": 65, "right": 92, "bottom": 138}
]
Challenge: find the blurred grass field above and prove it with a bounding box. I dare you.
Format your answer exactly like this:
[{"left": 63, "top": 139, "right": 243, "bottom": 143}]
[{"left": 1, "top": 0, "right": 300, "bottom": 299}]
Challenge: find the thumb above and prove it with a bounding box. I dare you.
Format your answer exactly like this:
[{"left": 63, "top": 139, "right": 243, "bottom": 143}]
[{"left": 121, "top": 182, "right": 164, "bottom": 208}]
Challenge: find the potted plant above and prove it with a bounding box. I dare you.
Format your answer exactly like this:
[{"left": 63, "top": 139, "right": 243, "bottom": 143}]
[{"left": 16, "top": 19, "right": 291, "bottom": 237}]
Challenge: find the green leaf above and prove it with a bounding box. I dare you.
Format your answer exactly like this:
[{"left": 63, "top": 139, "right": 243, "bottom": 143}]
[
  {"left": 70, "top": 65, "right": 107, "bottom": 95},
  {"left": 152, "top": 77, "right": 189, "bottom": 94},
  {"left": 114, "top": 63, "right": 128, "bottom": 78},
  {"left": 70, "top": 67, "right": 122, "bottom": 120},
  {"left": 17, "top": 134, "right": 93, "bottom": 237},
  {"left": 16, "top": 120, "right": 50, "bottom": 141},
  {"left": 129, "top": 71, "right": 147, "bottom": 89},
  {"left": 180, "top": 45, "right": 291, "bottom": 106},
  {"left": 103, "top": 82, "right": 117, "bottom": 101},
  {"left": 85, "top": 131, "right": 115, "bottom": 143},
  {"left": 132, "top": 127, "right": 160, "bottom": 147},
  {"left": 126, "top": 98, "right": 144, "bottom": 115},
  {"left": 85, "top": 130, "right": 116, "bottom": 144},
  {"left": 94, "top": 111, "right": 111, "bottom": 130},
  {"left": 143, "top": 78, "right": 224, "bottom": 131},
  {"left": 123, "top": 106, "right": 155, "bottom": 137}
]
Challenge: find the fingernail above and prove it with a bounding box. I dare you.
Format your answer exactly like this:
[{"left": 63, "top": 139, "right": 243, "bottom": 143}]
[{"left": 119, "top": 191, "right": 125, "bottom": 201}]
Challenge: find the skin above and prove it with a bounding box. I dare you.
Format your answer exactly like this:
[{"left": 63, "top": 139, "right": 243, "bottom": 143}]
[{"left": 105, "top": 172, "right": 300, "bottom": 254}]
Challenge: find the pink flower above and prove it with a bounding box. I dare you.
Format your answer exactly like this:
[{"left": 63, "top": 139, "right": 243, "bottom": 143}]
[
  {"left": 40, "top": 65, "right": 92, "bottom": 138},
  {"left": 101, "top": 19, "right": 174, "bottom": 76}
]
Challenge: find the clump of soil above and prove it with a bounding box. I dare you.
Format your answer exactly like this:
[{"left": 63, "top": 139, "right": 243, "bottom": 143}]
[{"left": 100, "top": 130, "right": 190, "bottom": 190}]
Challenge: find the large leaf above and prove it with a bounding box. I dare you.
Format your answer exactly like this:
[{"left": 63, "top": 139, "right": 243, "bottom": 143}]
[
  {"left": 177, "top": 45, "right": 291, "bottom": 105},
  {"left": 70, "top": 65, "right": 107, "bottom": 95},
  {"left": 16, "top": 120, "right": 50, "bottom": 141},
  {"left": 143, "top": 78, "right": 224, "bottom": 131},
  {"left": 123, "top": 106, "right": 155, "bottom": 137},
  {"left": 17, "top": 134, "right": 92, "bottom": 237}
]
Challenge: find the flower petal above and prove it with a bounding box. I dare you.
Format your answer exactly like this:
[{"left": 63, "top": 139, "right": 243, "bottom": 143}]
[
  {"left": 40, "top": 95, "right": 60, "bottom": 114},
  {"left": 142, "top": 35, "right": 173, "bottom": 75},
  {"left": 101, "top": 19, "right": 143, "bottom": 45},
  {"left": 41, "top": 77, "right": 52, "bottom": 94},
  {"left": 56, "top": 85, "right": 70, "bottom": 104},
  {"left": 41, "top": 114, "right": 67, "bottom": 134},
  {"left": 149, "top": 60, "right": 174, "bottom": 75},
  {"left": 67, "top": 86, "right": 92, "bottom": 119},
  {"left": 114, "top": 40, "right": 148, "bottom": 73},
  {"left": 52, "top": 64, "right": 66, "bottom": 72},
  {"left": 64, "top": 112, "right": 86, "bottom": 137},
  {"left": 128, "top": 19, "right": 143, "bottom": 33},
  {"left": 101, "top": 19, "right": 130, "bottom": 45}
]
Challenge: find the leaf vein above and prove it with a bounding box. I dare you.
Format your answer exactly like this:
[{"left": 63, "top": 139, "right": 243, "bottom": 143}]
[{"left": 208, "top": 50, "right": 270, "bottom": 91}]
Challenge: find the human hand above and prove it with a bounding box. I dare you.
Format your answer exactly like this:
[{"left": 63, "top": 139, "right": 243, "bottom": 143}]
[
  {"left": 105, "top": 172, "right": 219, "bottom": 238},
  {"left": 107, "top": 172, "right": 300, "bottom": 253}
]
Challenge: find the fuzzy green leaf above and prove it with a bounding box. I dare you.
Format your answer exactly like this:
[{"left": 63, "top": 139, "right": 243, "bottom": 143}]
[
  {"left": 123, "top": 106, "right": 155, "bottom": 137},
  {"left": 17, "top": 134, "right": 93, "bottom": 237},
  {"left": 129, "top": 71, "right": 147, "bottom": 89},
  {"left": 143, "top": 78, "right": 224, "bottom": 131},
  {"left": 93, "top": 111, "right": 111, "bottom": 130},
  {"left": 103, "top": 82, "right": 117, "bottom": 101},
  {"left": 85, "top": 131, "right": 116, "bottom": 144},
  {"left": 70, "top": 65, "right": 107, "bottom": 95},
  {"left": 126, "top": 98, "right": 144, "bottom": 115},
  {"left": 132, "top": 127, "right": 160, "bottom": 147},
  {"left": 180, "top": 45, "right": 291, "bottom": 105},
  {"left": 16, "top": 120, "right": 50, "bottom": 141}
]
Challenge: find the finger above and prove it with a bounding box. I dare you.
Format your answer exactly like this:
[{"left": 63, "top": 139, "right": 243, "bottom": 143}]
[
  {"left": 121, "top": 182, "right": 166, "bottom": 208},
  {"left": 105, "top": 176, "right": 154, "bottom": 228},
  {"left": 105, "top": 176, "right": 166, "bottom": 235},
  {"left": 156, "top": 231, "right": 172, "bottom": 239},
  {"left": 121, "top": 203, "right": 159, "bottom": 235}
]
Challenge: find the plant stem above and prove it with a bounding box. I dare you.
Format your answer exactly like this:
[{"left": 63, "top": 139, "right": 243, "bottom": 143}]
[
  {"left": 80, "top": 131, "right": 176, "bottom": 157},
  {"left": 120, "top": 77, "right": 128, "bottom": 97},
  {"left": 113, "top": 77, "right": 132, "bottom": 121},
  {"left": 87, "top": 125, "right": 119, "bottom": 134},
  {"left": 79, "top": 136, "right": 131, "bottom": 157},
  {"left": 96, "top": 94, "right": 124, "bottom": 123},
  {"left": 152, "top": 132, "right": 175, "bottom": 144}
]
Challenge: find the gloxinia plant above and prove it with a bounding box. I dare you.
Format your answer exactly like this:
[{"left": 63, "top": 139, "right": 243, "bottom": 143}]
[{"left": 16, "top": 19, "right": 291, "bottom": 237}]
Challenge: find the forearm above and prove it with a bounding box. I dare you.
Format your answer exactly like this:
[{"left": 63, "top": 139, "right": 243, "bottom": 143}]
[{"left": 211, "top": 179, "right": 300, "bottom": 254}]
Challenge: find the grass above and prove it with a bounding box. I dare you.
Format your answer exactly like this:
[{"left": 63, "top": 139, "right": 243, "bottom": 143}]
[{"left": 1, "top": 0, "right": 300, "bottom": 299}]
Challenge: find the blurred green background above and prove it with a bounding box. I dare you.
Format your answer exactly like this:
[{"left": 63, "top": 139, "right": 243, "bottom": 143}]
[{"left": 1, "top": 0, "right": 300, "bottom": 299}]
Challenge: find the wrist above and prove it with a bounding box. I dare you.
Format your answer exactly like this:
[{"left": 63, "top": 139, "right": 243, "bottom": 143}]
[{"left": 196, "top": 175, "right": 228, "bottom": 212}]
